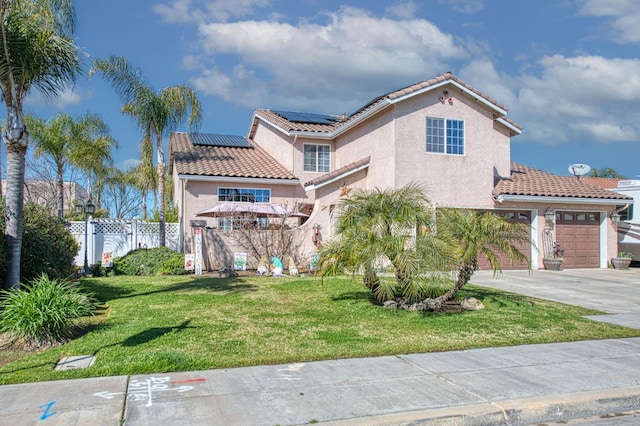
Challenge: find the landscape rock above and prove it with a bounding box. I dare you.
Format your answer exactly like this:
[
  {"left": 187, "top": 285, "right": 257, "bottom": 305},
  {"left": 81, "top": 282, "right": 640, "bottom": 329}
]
[{"left": 461, "top": 297, "right": 485, "bottom": 311}]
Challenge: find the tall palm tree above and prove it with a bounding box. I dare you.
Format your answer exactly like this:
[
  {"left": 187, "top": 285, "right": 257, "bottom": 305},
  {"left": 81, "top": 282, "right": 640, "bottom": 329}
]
[
  {"left": 318, "top": 183, "right": 452, "bottom": 303},
  {"left": 1, "top": 0, "right": 82, "bottom": 289},
  {"left": 425, "top": 208, "right": 531, "bottom": 310},
  {"left": 26, "top": 113, "right": 117, "bottom": 217},
  {"left": 90, "top": 56, "right": 201, "bottom": 246}
]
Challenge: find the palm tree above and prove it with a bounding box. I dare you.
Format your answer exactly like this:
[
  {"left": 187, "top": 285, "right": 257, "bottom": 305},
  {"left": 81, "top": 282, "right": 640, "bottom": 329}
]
[
  {"left": 26, "top": 113, "right": 117, "bottom": 217},
  {"left": 318, "top": 183, "right": 452, "bottom": 303},
  {"left": 90, "top": 56, "right": 201, "bottom": 246},
  {"left": 424, "top": 208, "right": 530, "bottom": 310},
  {"left": 129, "top": 132, "right": 156, "bottom": 219},
  {"left": 1, "top": 0, "right": 82, "bottom": 289}
]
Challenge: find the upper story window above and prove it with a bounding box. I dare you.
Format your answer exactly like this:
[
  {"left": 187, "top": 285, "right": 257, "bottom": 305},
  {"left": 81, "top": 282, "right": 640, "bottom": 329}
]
[
  {"left": 426, "top": 117, "right": 464, "bottom": 155},
  {"left": 218, "top": 187, "right": 271, "bottom": 203},
  {"left": 304, "top": 144, "right": 330, "bottom": 173}
]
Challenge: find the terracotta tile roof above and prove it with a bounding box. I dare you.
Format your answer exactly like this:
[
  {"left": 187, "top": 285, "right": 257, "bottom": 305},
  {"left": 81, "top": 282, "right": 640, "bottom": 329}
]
[
  {"left": 579, "top": 176, "right": 622, "bottom": 189},
  {"left": 169, "top": 132, "right": 298, "bottom": 180},
  {"left": 494, "top": 163, "right": 631, "bottom": 200},
  {"left": 304, "top": 156, "right": 371, "bottom": 189},
  {"left": 252, "top": 72, "right": 522, "bottom": 136}
]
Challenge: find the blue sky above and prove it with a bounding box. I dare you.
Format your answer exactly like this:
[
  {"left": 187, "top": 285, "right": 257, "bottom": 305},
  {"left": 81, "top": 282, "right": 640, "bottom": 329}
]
[{"left": 22, "top": 0, "right": 640, "bottom": 179}]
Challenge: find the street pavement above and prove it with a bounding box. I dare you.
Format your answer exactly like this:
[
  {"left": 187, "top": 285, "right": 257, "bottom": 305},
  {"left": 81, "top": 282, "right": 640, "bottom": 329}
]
[{"left": 1, "top": 268, "right": 640, "bottom": 425}]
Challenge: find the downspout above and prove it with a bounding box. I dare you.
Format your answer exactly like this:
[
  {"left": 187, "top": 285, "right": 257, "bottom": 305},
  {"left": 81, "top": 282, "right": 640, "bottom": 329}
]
[{"left": 616, "top": 203, "right": 630, "bottom": 215}]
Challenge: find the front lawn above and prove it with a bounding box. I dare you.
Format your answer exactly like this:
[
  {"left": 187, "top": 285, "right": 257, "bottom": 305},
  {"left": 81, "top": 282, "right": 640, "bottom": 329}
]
[{"left": 1, "top": 274, "right": 639, "bottom": 384}]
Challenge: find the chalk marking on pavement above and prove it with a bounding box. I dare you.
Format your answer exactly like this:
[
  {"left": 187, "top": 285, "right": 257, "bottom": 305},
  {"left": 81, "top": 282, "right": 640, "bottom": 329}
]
[
  {"left": 94, "top": 376, "right": 197, "bottom": 407},
  {"left": 39, "top": 401, "right": 57, "bottom": 420}
]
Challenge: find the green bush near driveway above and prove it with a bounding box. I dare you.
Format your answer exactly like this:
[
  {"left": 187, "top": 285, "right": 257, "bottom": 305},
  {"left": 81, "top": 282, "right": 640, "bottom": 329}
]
[{"left": 1, "top": 275, "right": 639, "bottom": 385}]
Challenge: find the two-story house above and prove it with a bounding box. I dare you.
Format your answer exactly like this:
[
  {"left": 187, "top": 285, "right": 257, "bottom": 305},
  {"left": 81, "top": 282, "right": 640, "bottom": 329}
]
[{"left": 170, "top": 72, "right": 630, "bottom": 270}]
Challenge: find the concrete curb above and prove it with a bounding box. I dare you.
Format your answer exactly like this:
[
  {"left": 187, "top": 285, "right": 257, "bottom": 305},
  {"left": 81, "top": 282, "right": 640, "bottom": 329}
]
[{"left": 321, "top": 387, "right": 640, "bottom": 425}]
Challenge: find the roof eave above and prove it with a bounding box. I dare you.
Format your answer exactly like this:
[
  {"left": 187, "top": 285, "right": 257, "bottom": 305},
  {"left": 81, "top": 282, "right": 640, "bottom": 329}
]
[
  {"left": 388, "top": 80, "right": 508, "bottom": 117},
  {"left": 177, "top": 174, "right": 300, "bottom": 185},
  {"left": 495, "top": 194, "right": 630, "bottom": 205},
  {"left": 496, "top": 118, "right": 522, "bottom": 135},
  {"left": 304, "top": 163, "right": 370, "bottom": 191}
]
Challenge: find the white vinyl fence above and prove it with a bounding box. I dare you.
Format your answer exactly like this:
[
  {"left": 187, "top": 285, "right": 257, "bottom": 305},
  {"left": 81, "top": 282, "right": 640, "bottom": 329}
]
[{"left": 70, "top": 219, "right": 180, "bottom": 267}]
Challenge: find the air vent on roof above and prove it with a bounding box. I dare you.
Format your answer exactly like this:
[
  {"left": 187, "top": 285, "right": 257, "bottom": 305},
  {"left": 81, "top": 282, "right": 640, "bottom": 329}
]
[
  {"left": 272, "top": 110, "right": 341, "bottom": 125},
  {"left": 190, "top": 133, "right": 252, "bottom": 148}
]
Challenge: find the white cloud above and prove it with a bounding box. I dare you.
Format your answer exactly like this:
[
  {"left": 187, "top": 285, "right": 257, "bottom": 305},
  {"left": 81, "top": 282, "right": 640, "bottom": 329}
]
[
  {"left": 510, "top": 54, "right": 640, "bottom": 145},
  {"left": 438, "top": 0, "right": 485, "bottom": 15},
  {"left": 190, "top": 7, "right": 467, "bottom": 111},
  {"left": 25, "top": 85, "right": 87, "bottom": 109},
  {"left": 153, "top": 0, "right": 195, "bottom": 24},
  {"left": 119, "top": 158, "right": 141, "bottom": 171},
  {"left": 578, "top": 0, "right": 640, "bottom": 43},
  {"left": 385, "top": 1, "right": 420, "bottom": 19},
  {"left": 154, "top": 0, "right": 269, "bottom": 23}
]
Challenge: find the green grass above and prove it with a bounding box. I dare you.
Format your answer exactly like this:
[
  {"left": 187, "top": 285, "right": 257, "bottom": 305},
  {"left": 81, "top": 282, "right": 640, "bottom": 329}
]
[{"left": 1, "top": 274, "right": 639, "bottom": 385}]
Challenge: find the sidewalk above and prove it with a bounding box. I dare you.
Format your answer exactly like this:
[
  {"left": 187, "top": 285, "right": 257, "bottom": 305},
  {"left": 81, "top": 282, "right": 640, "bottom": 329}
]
[
  {"left": 2, "top": 337, "right": 640, "bottom": 425},
  {"left": 2, "top": 269, "right": 640, "bottom": 425}
]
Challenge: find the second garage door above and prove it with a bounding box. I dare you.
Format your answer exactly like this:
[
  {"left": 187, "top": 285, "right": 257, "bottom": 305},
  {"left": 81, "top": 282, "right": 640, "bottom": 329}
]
[{"left": 555, "top": 211, "right": 600, "bottom": 268}]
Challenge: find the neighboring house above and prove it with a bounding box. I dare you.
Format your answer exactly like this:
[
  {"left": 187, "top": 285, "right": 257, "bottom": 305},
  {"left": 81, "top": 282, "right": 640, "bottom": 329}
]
[
  {"left": 1, "top": 179, "right": 88, "bottom": 216},
  {"left": 582, "top": 177, "right": 640, "bottom": 260},
  {"left": 170, "top": 72, "right": 632, "bottom": 270}
]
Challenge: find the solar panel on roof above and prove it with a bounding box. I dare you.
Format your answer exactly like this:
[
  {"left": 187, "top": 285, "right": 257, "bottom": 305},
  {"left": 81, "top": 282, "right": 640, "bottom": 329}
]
[
  {"left": 272, "top": 110, "right": 340, "bottom": 125},
  {"left": 190, "top": 133, "right": 252, "bottom": 148}
]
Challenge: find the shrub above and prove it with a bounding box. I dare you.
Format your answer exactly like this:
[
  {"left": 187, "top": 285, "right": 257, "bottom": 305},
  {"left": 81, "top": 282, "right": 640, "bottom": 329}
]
[
  {"left": 0, "top": 199, "right": 79, "bottom": 283},
  {"left": 0, "top": 275, "right": 98, "bottom": 347},
  {"left": 21, "top": 203, "right": 79, "bottom": 281},
  {"left": 112, "top": 247, "right": 190, "bottom": 276}
]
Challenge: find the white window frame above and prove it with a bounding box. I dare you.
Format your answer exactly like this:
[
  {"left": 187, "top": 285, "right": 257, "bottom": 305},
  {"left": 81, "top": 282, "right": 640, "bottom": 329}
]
[
  {"left": 303, "top": 144, "right": 331, "bottom": 173},
  {"left": 426, "top": 117, "right": 465, "bottom": 155},
  {"left": 217, "top": 187, "right": 271, "bottom": 203}
]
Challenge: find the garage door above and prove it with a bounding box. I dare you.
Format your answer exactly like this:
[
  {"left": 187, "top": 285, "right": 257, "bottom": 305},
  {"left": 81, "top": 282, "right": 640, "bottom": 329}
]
[
  {"left": 477, "top": 210, "right": 531, "bottom": 270},
  {"left": 555, "top": 211, "right": 600, "bottom": 268}
]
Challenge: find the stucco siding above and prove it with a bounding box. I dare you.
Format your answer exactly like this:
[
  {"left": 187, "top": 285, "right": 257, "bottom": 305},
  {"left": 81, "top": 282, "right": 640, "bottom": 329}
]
[
  {"left": 251, "top": 122, "right": 295, "bottom": 171},
  {"left": 392, "top": 90, "right": 510, "bottom": 208}
]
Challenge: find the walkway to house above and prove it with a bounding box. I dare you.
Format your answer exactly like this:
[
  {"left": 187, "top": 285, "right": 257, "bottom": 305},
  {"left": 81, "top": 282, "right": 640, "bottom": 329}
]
[{"left": 1, "top": 269, "right": 640, "bottom": 425}]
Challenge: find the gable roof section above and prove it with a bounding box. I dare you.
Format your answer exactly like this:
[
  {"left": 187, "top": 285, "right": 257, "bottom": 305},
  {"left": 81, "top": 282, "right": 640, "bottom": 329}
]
[
  {"left": 494, "top": 163, "right": 632, "bottom": 203},
  {"left": 169, "top": 132, "right": 298, "bottom": 182},
  {"left": 249, "top": 72, "right": 522, "bottom": 139},
  {"left": 304, "top": 156, "right": 371, "bottom": 191}
]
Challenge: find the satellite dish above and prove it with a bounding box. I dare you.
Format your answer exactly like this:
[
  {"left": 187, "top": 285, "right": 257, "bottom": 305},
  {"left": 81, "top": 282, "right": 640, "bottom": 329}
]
[{"left": 568, "top": 164, "right": 591, "bottom": 178}]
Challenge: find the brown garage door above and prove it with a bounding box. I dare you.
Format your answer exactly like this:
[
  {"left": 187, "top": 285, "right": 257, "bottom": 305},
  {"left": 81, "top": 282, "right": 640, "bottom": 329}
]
[
  {"left": 555, "top": 211, "right": 600, "bottom": 268},
  {"left": 477, "top": 210, "right": 531, "bottom": 270}
]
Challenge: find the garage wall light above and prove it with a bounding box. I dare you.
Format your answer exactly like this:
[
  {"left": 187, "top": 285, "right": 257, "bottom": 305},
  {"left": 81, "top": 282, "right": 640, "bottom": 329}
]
[{"left": 611, "top": 211, "right": 621, "bottom": 224}]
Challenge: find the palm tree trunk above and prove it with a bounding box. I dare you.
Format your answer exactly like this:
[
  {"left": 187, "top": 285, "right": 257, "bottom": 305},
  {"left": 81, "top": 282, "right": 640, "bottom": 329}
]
[
  {"left": 363, "top": 268, "right": 381, "bottom": 298},
  {"left": 4, "top": 136, "right": 27, "bottom": 289},
  {"left": 56, "top": 164, "right": 64, "bottom": 218},
  {"left": 427, "top": 260, "right": 477, "bottom": 311},
  {"left": 156, "top": 134, "right": 166, "bottom": 247},
  {"left": 141, "top": 189, "right": 147, "bottom": 219}
]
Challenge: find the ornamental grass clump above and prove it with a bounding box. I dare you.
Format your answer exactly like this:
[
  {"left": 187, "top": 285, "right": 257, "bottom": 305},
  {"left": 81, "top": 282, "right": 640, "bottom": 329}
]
[{"left": 0, "top": 275, "right": 98, "bottom": 348}]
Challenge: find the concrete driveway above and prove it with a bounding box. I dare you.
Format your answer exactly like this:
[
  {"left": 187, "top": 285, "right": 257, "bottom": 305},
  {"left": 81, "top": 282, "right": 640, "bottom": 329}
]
[{"left": 470, "top": 268, "right": 640, "bottom": 329}]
